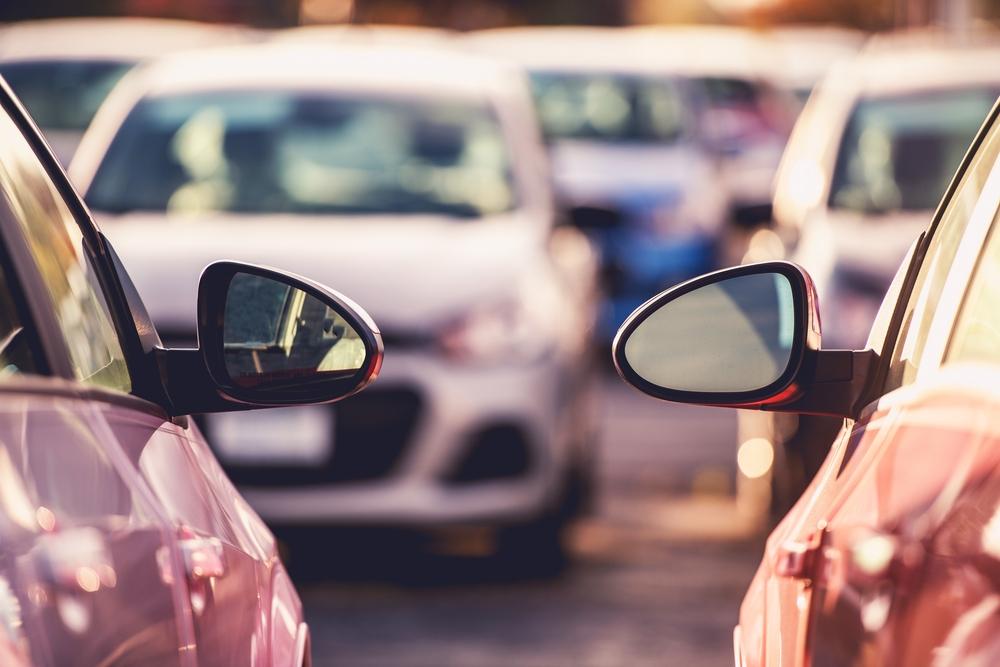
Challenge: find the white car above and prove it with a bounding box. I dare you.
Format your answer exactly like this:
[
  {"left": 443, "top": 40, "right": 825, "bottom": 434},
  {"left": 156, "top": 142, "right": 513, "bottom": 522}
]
[
  {"left": 763, "top": 25, "right": 865, "bottom": 109},
  {"left": 0, "top": 17, "right": 256, "bottom": 163},
  {"left": 467, "top": 26, "right": 728, "bottom": 338},
  {"left": 69, "top": 41, "right": 600, "bottom": 560},
  {"left": 773, "top": 31, "right": 1000, "bottom": 348}
]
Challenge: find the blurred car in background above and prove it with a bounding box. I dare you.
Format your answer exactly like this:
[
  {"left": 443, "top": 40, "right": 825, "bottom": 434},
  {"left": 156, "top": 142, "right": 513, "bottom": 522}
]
[
  {"left": 775, "top": 32, "right": 1000, "bottom": 348},
  {"left": 467, "top": 26, "right": 728, "bottom": 339},
  {"left": 0, "top": 73, "right": 384, "bottom": 667},
  {"left": 634, "top": 25, "right": 798, "bottom": 229},
  {"left": 0, "top": 17, "right": 255, "bottom": 164},
  {"left": 70, "top": 41, "right": 600, "bottom": 561},
  {"left": 763, "top": 25, "right": 864, "bottom": 111},
  {"left": 740, "top": 31, "right": 1000, "bottom": 519},
  {"left": 614, "top": 96, "right": 1000, "bottom": 667}
]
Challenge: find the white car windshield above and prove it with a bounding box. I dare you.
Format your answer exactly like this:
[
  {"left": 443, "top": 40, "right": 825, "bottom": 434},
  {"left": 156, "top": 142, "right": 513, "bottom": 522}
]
[
  {"left": 829, "top": 87, "right": 999, "bottom": 214},
  {"left": 529, "top": 72, "right": 687, "bottom": 143},
  {"left": 86, "top": 91, "right": 517, "bottom": 218}
]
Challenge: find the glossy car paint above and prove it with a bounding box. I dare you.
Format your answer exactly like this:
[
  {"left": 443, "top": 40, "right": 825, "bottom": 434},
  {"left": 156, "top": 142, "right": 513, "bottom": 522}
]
[
  {"left": 732, "top": 102, "right": 1000, "bottom": 666},
  {"left": 0, "top": 78, "right": 308, "bottom": 665}
]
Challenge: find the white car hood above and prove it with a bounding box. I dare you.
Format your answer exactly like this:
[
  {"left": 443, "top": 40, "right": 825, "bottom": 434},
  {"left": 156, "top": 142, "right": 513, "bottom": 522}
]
[
  {"left": 98, "top": 211, "right": 543, "bottom": 335},
  {"left": 548, "top": 140, "right": 704, "bottom": 204}
]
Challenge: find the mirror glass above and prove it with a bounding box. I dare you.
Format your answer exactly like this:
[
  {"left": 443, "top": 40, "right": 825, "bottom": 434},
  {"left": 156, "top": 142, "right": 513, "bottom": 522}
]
[
  {"left": 223, "top": 272, "right": 367, "bottom": 390},
  {"left": 623, "top": 272, "right": 797, "bottom": 394}
]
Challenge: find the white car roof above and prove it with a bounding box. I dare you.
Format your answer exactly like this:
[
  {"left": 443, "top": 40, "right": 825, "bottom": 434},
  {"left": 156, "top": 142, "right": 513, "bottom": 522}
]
[
  {"left": 467, "top": 25, "right": 779, "bottom": 80},
  {"left": 838, "top": 30, "right": 1000, "bottom": 96},
  {"left": 272, "top": 23, "right": 455, "bottom": 47},
  {"left": 0, "top": 17, "right": 257, "bottom": 63},
  {"left": 125, "top": 40, "right": 525, "bottom": 101},
  {"left": 762, "top": 25, "right": 865, "bottom": 90}
]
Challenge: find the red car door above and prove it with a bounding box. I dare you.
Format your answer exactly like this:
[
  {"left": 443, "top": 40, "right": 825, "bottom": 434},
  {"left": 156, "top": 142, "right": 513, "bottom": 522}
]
[
  {"left": 738, "top": 406, "right": 897, "bottom": 667},
  {"left": 805, "top": 380, "right": 1000, "bottom": 667}
]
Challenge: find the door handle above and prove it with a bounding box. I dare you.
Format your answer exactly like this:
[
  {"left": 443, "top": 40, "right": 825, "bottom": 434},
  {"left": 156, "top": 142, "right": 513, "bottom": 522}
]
[
  {"left": 178, "top": 532, "right": 227, "bottom": 580},
  {"left": 775, "top": 527, "right": 827, "bottom": 581}
]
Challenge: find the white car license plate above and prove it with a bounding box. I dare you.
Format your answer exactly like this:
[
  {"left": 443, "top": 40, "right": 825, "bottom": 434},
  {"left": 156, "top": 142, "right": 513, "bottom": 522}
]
[{"left": 210, "top": 407, "right": 334, "bottom": 466}]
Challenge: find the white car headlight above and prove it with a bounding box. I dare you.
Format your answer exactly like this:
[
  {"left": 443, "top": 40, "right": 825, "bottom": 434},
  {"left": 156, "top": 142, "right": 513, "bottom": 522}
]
[
  {"left": 439, "top": 299, "right": 548, "bottom": 363},
  {"left": 438, "top": 276, "right": 567, "bottom": 364}
]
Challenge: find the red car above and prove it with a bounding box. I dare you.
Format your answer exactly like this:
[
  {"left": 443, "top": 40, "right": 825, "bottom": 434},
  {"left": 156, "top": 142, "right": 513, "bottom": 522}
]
[
  {"left": 614, "top": 99, "right": 1000, "bottom": 666},
  {"left": 0, "top": 77, "right": 382, "bottom": 665}
]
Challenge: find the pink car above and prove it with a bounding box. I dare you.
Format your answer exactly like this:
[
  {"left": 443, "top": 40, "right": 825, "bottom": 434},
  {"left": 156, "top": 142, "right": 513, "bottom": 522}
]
[
  {"left": 614, "top": 98, "right": 1000, "bottom": 666},
  {"left": 0, "top": 77, "right": 382, "bottom": 665}
]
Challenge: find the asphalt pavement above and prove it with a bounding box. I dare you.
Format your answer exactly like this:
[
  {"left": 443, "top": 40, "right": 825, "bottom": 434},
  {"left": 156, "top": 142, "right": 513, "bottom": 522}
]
[{"left": 299, "top": 377, "right": 763, "bottom": 666}]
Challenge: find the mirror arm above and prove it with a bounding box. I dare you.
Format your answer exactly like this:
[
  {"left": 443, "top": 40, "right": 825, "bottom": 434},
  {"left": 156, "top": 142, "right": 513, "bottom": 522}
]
[
  {"left": 766, "top": 349, "right": 879, "bottom": 419},
  {"left": 154, "top": 347, "right": 244, "bottom": 417}
]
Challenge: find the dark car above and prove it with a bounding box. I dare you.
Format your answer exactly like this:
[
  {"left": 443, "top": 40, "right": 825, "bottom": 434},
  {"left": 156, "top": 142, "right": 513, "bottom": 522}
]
[{"left": 0, "top": 77, "right": 382, "bottom": 666}]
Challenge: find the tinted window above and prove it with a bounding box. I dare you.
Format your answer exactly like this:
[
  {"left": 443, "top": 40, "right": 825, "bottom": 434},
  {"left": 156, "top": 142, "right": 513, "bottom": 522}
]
[
  {"left": 87, "top": 91, "right": 516, "bottom": 218},
  {"left": 829, "top": 89, "right": 997, "bottom": 214},
  {"left": 883, "top": 112, "right": 1000, "bottom": 391},
  {"left": 0, "top": 59, "right": 132, "bottom": 131},
  {"left": 0, "top": 105, "right": 130, "bottom": 391},
  {"left": 529, "top": 72, "right": 687, "bottom": 143},
  {"left": 0, "top": 262, "right": 39, "bottom": 377}
]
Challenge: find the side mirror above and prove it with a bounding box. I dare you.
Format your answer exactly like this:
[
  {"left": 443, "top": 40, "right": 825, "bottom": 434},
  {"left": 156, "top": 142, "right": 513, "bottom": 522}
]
[
  {"left": 612, "top": 261, "right": 876, "bottom": 418},
  {"left": 159, "top": 261, "right": 382, "bottom": 415}
]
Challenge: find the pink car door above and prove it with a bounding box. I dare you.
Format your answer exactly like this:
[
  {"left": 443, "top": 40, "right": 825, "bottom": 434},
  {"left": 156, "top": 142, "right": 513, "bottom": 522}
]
[
  {"left": 103, "top": 408, "right": 272, "bottom": 665},
  {"left": 0, "top": 390, "right": 190, "bottom": 666}
]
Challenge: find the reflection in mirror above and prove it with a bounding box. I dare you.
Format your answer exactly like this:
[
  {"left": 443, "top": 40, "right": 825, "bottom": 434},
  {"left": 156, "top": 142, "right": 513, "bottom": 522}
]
[
  {"left": 223, "top": 272, "right": 366, "bottom": 389},
  {"left": 624, "top": 272, "right": 796, "bottom": 393}
]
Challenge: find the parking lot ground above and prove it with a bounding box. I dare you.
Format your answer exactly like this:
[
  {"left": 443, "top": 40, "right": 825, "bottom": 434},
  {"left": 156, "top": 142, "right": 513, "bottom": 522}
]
[{"left": 300, "top": 378, "right": 763, "bottom": 666}]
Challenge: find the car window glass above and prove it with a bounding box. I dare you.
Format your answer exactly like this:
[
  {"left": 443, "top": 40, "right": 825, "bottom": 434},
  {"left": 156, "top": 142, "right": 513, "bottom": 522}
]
[
  {"left": 0, "top": 106, "right": 130, "bottom": 391},
  {"left": 829, "top": 89, "right": 998, "bottom": 214},
  {"left": 883, "top": 117, "right": 1000, "bottom": 392},
  {"left": 87, "top": 91, "right": 517, "bottom": 219},
  {"left": 947, "top": 209, "right": 1000, "bottom": 363},
  {"left": 0, "top": 261, "right": 39, "bottom": 377},
  {"left": 0, "top": 60, "right": 132, "bottom": 132},
  {"left": 529, "top": 72, "right": 687, "bottom": 143}
]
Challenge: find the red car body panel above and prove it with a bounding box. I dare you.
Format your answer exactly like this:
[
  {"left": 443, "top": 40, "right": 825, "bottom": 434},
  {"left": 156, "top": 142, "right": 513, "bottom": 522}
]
[{"left": 738, "top": 366, "right": 1000, "bottom": 667}]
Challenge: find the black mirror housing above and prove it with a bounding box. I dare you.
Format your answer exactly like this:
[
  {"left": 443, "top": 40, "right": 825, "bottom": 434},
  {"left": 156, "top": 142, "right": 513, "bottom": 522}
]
[
  {"left": 157, "top": 261, "right": 382, "bottom": 416},
  {"left": 612, "top": 261, "right": 877, "bottom": 419}
]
